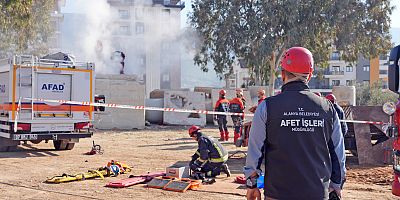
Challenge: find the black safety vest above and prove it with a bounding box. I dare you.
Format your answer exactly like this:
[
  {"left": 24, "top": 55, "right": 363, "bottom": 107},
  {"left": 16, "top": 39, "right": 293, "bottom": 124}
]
[{"left": 264, "top": 81, "right": 336, "bottom": 200}]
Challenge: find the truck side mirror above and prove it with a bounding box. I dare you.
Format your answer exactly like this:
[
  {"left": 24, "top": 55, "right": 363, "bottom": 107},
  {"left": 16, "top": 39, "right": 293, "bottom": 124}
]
[{"left": 389, "top": 45, "right": 400, "bottom": 93}]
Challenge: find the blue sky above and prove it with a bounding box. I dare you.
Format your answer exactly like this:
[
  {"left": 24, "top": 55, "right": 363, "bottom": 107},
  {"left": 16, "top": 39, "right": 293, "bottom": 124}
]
[{"left": 392, "top": 0, "right": 400, "bottom": 28}]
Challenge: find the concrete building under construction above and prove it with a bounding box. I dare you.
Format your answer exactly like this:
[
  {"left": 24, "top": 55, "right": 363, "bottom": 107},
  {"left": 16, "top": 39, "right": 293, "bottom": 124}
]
[{"left": 107, "top": 0, "right": 185, "bottom": 96}]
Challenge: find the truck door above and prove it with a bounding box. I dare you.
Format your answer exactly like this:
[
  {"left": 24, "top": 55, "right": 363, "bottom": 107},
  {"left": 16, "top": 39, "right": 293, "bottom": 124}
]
[{"left": 36, "top": 73, "right": 72, "bottom": 118}]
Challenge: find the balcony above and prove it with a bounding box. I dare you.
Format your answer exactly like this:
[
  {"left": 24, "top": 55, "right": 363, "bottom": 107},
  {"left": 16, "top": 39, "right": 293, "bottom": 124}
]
[
  {"left": 153, "top": 0, "right": 185, "bottom": 9},
  {"left": 323, "top": 70, "right": 344, "bottom": 79}
]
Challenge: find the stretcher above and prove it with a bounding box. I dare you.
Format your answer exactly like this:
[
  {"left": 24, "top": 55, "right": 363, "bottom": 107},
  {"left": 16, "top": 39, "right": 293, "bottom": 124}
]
[
  {"left": 45, "top": 160, "right": 132, "bottom": 184},
  {"left": 45, "top": 168, "right": 108, "bottom": 183}
]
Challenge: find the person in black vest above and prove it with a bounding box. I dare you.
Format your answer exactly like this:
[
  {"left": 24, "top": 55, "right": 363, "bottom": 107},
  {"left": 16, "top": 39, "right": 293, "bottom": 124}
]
[
  {"left": 326, "top": 93, "right": 348, "bottom": 136},
  {"left": 188, "top": 125, "right": 231, "bottom": 180},
  {"left": 244, "top": 47, "right": 346, "bottom": 200},
  {"left": 230, "top": 94, "right": 245, "bottom": 143}
]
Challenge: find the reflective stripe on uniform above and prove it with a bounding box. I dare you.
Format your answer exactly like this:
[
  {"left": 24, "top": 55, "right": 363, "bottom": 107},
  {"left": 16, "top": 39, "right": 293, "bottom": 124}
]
[
  {"left": 211, "top": 142, "right": 228, "bottom": 163},
  {"left": 210, "top": 154, "right": 228, "bottom": 163}
]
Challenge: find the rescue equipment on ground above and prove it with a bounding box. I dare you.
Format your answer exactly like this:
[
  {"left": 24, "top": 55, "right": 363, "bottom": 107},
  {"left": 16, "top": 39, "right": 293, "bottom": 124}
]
[
  {"left": 147, "top": 176, "right": 202, "bottom": 192},
  {"left": 45, "top": 160, "right": 131, "bottom": 183},
  {"left": 234, "top": 176, "right": 246, "bottom": 184},
  {"left": 84, "top": 141, "right": 104, "bottom": 155},
  {"left": 106, "top": 171, "right": 166, "bottom": 188}
]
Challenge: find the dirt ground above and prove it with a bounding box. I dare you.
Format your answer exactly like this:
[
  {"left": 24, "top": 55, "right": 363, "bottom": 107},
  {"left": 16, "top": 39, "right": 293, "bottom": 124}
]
[{"left": 0, "top": 126, "right": 397, "bottom": 200}]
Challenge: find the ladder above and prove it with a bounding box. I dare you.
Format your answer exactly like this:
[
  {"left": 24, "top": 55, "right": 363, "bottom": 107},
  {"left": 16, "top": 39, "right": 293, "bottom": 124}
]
[{"left": 15, "top": 55, "right": 36, "bottom": 120}]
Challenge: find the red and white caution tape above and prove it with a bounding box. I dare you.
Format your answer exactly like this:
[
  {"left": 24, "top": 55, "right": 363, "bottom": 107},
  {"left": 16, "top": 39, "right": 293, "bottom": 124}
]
[
  {"left": 23, "top": 98, "right": 254, "bottom": 117},
  {"left": 340, "top": 119, "right": 385, "bottom": 125},
  {"left": 22, "top": 98, "right": 388, "bottom": 125}
]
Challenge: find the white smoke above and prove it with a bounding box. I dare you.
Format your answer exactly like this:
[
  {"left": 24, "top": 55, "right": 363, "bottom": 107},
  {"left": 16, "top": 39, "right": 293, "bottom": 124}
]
[
  {"left": 61, "top": 0, "right": 118, "bottom": 74},
  {"left": 60, "top": 0, "right": 223, "bottom": 89}
]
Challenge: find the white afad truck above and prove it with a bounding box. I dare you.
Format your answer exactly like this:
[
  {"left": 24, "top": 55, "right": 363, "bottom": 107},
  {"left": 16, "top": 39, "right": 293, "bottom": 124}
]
[{"left": 0, "top": 55, "right": 94, "bottom": 151}]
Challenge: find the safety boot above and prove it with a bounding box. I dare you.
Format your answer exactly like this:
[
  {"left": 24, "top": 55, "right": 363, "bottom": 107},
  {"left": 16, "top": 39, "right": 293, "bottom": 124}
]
[
  {"left": 233, "top": 132, "right": 240, "bottom": 143},
  {"left": 224, "top": 131, "right": 230, "bottom": 141},
  {"left": 219, "top": 132, "right": 225, "bottom": 141},
  {"left": 221, "top": 164, "right": 231, "bottom": 177}
]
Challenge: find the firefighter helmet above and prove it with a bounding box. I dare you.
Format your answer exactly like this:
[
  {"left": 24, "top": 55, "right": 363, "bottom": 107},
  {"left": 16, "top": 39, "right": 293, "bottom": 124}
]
[
  {"left": 188, "top": 125, "right": 200, "bottom": 137},
  {"left": 236, "top": 88, "right": 243, "bottom": 97},
  {"left": 326, "top": 94, "right": 336, "bottom": 103},
  {"left": 280, "top": 47, "right": 314, "bottom": 75},
  {"left": 219, "top": 89, "right": 226, "bottom": 95}
]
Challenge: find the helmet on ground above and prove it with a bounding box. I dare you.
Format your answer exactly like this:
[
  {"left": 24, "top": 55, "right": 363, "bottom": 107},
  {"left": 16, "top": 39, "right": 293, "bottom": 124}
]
[
  {"left": 110, "top": 164, "right": 121, "bottom": 176},
  {"left": 188, "top": 125, "right": 200, "bottom": 137},
  {"left": 280, "top": 47, "right": 314, "bottom": 75},
  {"left": 219, "top": 89, "right": 226, "bottom": 95},
  {"left": 326, "top": 94, "right": 336, "bottom": 103}
]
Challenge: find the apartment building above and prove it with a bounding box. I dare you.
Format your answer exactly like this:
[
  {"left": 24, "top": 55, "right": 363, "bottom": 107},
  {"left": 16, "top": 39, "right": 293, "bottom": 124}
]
[
  {"left": 107, "top": 0, "right": 184, "bottom": 95},
  {"left": 323, "top": 52, "right": 357, "bottom": 87},
  {"left": 48, "top": 0, "right": 65, "bottom": 52},
  {"left": 355, "top": 54, "right": 389, "bottom": 88}
]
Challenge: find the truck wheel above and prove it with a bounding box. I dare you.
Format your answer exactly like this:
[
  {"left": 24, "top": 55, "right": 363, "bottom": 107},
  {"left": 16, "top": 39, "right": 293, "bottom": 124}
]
[
  {"left": 53, "top": 140, "right": 68, "bottom": 150},
  {"left": 31, "top": 140, "right": 42, "bottom": 144},
  {"left": 65, "top": 143, "right": 75, "bottom": 150}
]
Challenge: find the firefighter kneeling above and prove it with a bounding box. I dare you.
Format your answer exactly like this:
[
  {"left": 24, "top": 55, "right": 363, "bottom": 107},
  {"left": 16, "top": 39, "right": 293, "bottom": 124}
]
[{"left": 188, "top": 125, "right": 231, "bottom": 181}]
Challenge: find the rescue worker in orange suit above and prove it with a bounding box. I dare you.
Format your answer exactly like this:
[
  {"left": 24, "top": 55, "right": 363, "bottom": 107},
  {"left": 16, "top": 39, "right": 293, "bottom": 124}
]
[
  {"left": 230, "top": 93, "right": 245, "bottom": 143},
  {"left": 244, "top": 47, "right": 346, "bottom": 200},
  {"left": 214, "top": 90, "right": 230, "bottom": 141},
  {"left": 249, "top": 89, "right": 267, "bottom": 113},
  {"left": 237, "top": 88, "right": 246, "bottom": 108},
  {"left": 326, "top": 94, "right": 348, "bottom": 136},
  {"left": 188, "top": 125, "right": 231, "bottom": 180}
]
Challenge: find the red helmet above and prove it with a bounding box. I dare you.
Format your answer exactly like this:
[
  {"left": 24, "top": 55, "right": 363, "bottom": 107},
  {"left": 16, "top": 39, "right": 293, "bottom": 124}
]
[
  {"left": 280, "top": 47, "right": 314, "bottom": 74},
  {"left": 219, "top": 89, "right": 226, "bottom": 95},
  {"left": 326, "top": 94, "right": 336, "bottom": 103},
  {"left": 188, "top": 125, "right": 200, "bottom": 136}
]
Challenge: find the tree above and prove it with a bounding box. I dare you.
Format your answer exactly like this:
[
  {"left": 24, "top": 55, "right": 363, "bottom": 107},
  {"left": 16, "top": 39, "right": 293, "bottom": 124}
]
[
  {"left": 190, "top": 0, "right": 393, "bottom": 95},
  {"left": 0, "top": 0, "right": 54, "bottom": 58},
  {"left": 356, "top": 81, "right": 398, "bottom": 106}
]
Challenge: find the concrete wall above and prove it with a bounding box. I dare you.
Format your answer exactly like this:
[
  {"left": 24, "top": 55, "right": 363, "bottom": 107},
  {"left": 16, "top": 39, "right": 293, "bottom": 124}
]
[
  {"left": 145, "top": 98, "right": 163, "bottom": 124},
  {"left": 332, "top": 86, "right": 356, "bottom": 106},
  {"left": 194, "top": 87, "right": 214, "bottom": 124},
  {"left": 94, "top": 74, "right": 145, "bottom": 129},
  {"left": 163, "top": 91, "right": 206, "bottom": 126}
]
